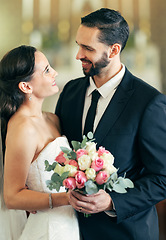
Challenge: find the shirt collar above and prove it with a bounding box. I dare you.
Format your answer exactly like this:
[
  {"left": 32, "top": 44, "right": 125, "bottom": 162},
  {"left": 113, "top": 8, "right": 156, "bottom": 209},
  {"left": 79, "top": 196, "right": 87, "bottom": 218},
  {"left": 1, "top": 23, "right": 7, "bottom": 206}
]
[{"left": 87, "top": 64, "right": 125, "bottom": 98}]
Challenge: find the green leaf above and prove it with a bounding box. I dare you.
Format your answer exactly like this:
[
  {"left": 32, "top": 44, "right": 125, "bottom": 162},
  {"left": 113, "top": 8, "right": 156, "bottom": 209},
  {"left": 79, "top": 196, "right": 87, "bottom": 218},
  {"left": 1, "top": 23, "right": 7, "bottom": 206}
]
[
  {"left": 45, "top": 161, "right": 57, "bottom": 171},
  {"left": 45, "top": 160, "right": 49, "bottom": 167},
  {"left": 52, "top": 182, "right": 61, "bottom": 192},
  {"left": 46, "top": 180, "right": 52, "bottom": 186},
  {"left": 119, "top": 178, "right": 134, "bottom": 188},
  {"left": 87, "top": 132, "right": 93, "bottom": 139},
  {"left": 61, "top": 171, "right": 69, "bottom": 181},
  {"left": 110, "top": 172, "right": 118, "bottom": 182},
  {"left": 112, "top": 183, "right": 127, "bottom": 193},
  {"left": 51, "top": 172, "right": 62, "bottom": 183},
  {"left": 115, "top": 177, "right": 134, "bottom": 190},
  {"left": 68, "top": 151, "right": 77, "bottom": 160},
  {"left": 81, "top": 137, "right": 87, "bottom": 149},
  {"left": 71, "top": 141, "right": 81, "bottom": 151},
  {"left": 85, "top": 180, "right": 99, "bottom": 195},
  {"left": 60, "top": 147, "right": 71, "bottom": 154},
  {"left": 105, "top": 179, "right": 114, "bottom": 188}
]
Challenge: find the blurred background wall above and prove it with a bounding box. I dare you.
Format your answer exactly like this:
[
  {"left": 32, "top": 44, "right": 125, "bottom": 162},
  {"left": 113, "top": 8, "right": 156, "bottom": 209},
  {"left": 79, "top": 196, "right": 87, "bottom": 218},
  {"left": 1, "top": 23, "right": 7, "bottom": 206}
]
[
  {"left": 0, "top": 0, "right": 166, "bottom": 239},
  {"left": 0, "top": 0, "right": 166, "bottom": 112}
]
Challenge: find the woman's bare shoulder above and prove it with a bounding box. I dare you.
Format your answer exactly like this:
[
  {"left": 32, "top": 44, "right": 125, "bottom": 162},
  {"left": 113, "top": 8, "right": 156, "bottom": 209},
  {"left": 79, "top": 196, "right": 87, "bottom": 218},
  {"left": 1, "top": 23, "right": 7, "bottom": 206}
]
[{"left": 7, "top": 113, "right": 38, "bottom": 140}]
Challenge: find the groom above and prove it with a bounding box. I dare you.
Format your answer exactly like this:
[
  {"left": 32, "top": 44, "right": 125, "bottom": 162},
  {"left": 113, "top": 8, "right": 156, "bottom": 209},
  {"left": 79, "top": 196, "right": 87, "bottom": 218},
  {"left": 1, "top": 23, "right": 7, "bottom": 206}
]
[{"left": 55, "top": 8, "right": 166, "bottom": 240}]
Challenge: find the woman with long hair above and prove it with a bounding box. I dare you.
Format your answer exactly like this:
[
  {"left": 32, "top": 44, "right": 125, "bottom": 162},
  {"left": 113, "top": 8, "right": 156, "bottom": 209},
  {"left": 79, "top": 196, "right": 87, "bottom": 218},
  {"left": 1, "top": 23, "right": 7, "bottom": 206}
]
[{"left": 0, "top": 45, "right": 80, "bottom": 240}]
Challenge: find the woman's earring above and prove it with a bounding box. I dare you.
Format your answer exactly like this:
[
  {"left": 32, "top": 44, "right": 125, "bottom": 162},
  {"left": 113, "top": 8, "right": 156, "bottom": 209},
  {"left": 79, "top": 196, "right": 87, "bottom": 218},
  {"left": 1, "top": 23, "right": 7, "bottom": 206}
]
[{"left": 29, "top": 95, "right": 32, "bottom": 101}]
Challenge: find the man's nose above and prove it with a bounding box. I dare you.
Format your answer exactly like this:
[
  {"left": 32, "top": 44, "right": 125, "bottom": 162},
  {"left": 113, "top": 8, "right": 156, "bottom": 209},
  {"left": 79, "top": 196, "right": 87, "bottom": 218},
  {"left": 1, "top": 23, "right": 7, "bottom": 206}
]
[{"left": 76, "top": 48, "right": 85, "bottom": 60}]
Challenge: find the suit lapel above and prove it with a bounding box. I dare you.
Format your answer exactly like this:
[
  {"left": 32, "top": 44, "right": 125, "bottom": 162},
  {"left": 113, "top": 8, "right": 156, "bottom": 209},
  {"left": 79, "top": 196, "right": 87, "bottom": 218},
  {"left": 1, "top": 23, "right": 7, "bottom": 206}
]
[{"left": 94, "top": 69, "right": 135, "bottom": 147}]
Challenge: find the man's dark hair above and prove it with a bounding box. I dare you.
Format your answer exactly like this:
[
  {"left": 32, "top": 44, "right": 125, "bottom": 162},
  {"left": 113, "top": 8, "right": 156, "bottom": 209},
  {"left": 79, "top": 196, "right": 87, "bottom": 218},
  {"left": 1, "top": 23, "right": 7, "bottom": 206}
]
[{"left": 81, "top": 8, "right": 129, "bottom": 51}]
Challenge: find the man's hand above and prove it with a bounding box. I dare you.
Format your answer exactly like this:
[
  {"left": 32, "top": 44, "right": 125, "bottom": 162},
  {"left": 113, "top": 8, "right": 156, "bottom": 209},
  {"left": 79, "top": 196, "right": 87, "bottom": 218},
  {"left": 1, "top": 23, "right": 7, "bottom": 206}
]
[{"left": 69, "top": 189, "right": 113, "bottom": 214}]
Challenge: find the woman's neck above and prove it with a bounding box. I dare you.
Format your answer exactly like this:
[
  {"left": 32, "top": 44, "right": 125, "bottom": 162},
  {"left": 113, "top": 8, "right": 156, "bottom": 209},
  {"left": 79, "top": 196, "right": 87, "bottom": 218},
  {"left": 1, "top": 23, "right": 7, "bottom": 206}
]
[{"left": 17, "top": 99, "right": 44, "bottom": 118}]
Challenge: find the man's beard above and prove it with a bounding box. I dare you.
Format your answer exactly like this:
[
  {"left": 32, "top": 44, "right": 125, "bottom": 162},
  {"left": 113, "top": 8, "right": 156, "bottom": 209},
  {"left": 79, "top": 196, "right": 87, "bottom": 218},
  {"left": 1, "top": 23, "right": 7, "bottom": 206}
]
[{"left": 83, "top": 52, "right": 110, "bottom": 77}]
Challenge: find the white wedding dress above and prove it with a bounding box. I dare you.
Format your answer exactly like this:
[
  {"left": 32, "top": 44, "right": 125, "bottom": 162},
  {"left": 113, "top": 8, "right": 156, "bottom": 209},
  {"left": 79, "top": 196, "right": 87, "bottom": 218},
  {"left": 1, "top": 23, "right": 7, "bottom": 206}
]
[
  {"left": 0, "top": 205, "right": 27, "bottom": 240},
  {"left": 19, "top": 136, "right": 80, "bottom": 240}
]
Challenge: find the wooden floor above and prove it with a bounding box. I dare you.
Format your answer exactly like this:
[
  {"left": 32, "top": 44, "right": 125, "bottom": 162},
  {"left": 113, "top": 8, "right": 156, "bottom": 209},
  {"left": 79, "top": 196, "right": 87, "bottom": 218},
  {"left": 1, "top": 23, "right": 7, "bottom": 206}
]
[{"left": 156, "top": 200, "right": 166, "bottom": 240}]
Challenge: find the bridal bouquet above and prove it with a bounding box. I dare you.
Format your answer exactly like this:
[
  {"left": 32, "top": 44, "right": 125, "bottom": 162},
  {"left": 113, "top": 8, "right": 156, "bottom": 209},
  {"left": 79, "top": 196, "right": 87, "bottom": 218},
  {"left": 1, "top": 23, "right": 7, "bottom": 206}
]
[{"left": 45, "top": 132, "right": 134, "bottom": 196}]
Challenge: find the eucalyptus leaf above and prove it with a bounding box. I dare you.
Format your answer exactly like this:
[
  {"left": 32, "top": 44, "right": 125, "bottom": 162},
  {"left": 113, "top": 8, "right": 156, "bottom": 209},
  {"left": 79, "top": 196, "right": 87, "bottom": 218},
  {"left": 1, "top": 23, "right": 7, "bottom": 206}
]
[
  {"left": 117, "top": 177, "right": 127, "bottom": 188},
  {"left": 85, "top": 180, "right": 98, "bottom": 195},
  {"left": 52, "top": 182, "right": 61, "bottom": 192},
  {"left": 69, "top": 151, "right": 77, "bottom": 160},
  {"left": 110, "top": 172, "right": 118, "bottom": 182},
  {"left": 47, "top": 185, "right": 53, "bottom": 191},
  {"left": 112, "top": 183, "right": 127, "bottom": 193},
  {"left": 45, "top": 160, "right": 49, "bottom": 167},
  {"left": 106, "top": 179, "right": 114, "bottom": 188},
  {"left": 71, "top": 141, "right": 81, "bottom": 151},
  {"left": 51, "top": 172, "right": 62, "bottom": 183},
  {"left": 44, "top": 161, "right": 57, "bottom": 171},
  {"left": 60, "top": 147, "right": 71, "bottom": 154},
  {"left": 122, "top": 178, "right": 134, "bottom": 188},
  {"left": 87, "top": 132, "right": 93, "bottom": 139},
  {"left": 46, "top": 181, "right": 54, "bottom": 191},
  {"left": 61, "top": 171, "right": 69, "bottom": 181},
  {"left": 81, "top": 137, "right": 87, "bottom": 149},
  {"left": 46, "top": 180, "right": 52, "bottom": 186}
]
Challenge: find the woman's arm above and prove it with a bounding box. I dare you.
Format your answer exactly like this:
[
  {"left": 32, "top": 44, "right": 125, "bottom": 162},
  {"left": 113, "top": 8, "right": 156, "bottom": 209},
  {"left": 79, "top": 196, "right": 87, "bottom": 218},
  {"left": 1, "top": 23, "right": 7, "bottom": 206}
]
[{"left": 3, "top": 118, "right": 69, "bottom": 211}]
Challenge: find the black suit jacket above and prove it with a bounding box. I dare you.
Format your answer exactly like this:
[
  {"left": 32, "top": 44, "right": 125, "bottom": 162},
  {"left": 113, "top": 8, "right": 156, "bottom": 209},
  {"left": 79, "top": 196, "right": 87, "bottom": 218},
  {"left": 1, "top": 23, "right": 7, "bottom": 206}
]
[{"left": 55, "top": 68, "right": 166, "bottom": 240}]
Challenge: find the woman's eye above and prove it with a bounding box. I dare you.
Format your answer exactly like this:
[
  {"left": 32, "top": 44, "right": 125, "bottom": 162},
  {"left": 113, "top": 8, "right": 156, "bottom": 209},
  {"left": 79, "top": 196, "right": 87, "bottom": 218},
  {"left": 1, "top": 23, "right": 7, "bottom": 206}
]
[{"left": 45, "top": 68, "right": 50, "bottom": 73}]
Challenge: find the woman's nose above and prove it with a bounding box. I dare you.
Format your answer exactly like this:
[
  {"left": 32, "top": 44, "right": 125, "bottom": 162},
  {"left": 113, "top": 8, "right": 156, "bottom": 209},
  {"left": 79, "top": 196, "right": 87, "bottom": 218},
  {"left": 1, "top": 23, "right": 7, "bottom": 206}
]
[{"left": 53, "top": 68, "right": 58, "bottom": 77}]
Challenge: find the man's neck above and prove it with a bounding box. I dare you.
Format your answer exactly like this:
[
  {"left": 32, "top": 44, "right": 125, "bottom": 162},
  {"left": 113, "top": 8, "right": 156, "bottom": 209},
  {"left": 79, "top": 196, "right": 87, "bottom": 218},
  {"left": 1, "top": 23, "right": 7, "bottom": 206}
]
[{"left": 93, "top": 62, "right": 122, "bottom": 88}]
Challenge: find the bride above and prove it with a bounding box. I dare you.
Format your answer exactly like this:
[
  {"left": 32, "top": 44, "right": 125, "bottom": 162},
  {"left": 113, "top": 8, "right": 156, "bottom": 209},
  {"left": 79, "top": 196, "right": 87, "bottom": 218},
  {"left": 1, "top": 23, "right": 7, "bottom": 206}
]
[{"left": 0, "top": 45, "right": 80, "bottom": 240}]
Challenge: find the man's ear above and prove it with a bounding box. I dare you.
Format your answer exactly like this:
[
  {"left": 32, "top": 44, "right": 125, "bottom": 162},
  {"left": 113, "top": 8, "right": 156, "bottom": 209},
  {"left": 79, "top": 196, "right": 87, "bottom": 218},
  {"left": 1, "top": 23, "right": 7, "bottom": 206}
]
[
  {"left": 109, "top": 44, "right": 121, "bottom": 58},
  {"left": 18, "top": 82, "right": 32, "bottom": 94}
]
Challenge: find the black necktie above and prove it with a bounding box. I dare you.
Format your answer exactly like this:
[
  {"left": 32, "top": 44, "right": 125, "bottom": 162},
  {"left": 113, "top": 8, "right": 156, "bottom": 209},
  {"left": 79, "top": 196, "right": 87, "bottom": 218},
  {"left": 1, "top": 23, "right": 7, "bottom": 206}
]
[{"left": 83, "top": 90, "right": 101, "bottom": 136}]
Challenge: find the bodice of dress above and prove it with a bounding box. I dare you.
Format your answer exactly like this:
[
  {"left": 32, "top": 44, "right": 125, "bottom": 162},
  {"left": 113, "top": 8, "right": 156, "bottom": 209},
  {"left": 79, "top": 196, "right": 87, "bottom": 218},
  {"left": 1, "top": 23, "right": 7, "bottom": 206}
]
[
  {"left": 20, "top": 136, "right": 80, "bottom": 240},
  {"left": 26, "top": 136, "right": 70, "bottom": 193}
]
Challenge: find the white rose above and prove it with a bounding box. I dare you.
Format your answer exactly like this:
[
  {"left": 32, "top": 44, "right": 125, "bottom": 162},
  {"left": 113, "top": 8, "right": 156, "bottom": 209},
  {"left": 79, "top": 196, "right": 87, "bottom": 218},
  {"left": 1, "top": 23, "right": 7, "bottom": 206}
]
[
  {"left": 85, "top": 168, "right": 96, "bottom": 180},
  {"left": 86, "top": 142, "right": 96, "bottom": 153},
  {"left": 86, "top": 142, "right": 97, "bottom": 160},
  {"left": 63, "top": 164, "right": 77, "bottom": 177},
  {"left": 78, "top": 155, "right": 91, "bottom": 170},
  {"left": 88, "top": 151, "right": 98, "bottom": 161},
  {"left": 100, "top": 152, "right": 114, "bottom": 165},
  {"left": 105, "top": 163, "right": 117, "bottom": 175}
]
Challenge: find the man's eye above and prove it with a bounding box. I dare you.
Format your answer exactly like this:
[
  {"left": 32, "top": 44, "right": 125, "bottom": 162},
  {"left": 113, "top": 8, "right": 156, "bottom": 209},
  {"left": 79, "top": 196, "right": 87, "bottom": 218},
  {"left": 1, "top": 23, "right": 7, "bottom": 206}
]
[
  {"left": 87, "top": 48, "right": 93, "bottom": 52},
  {"left": 86, "top": 47, "right": 93, "bottom": 51}
]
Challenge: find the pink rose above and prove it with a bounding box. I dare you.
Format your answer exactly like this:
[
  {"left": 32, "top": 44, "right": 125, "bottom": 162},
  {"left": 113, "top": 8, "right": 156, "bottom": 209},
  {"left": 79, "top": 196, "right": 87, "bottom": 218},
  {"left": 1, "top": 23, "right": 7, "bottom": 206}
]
[
  {"left": 95, "top": 171, "right": 109, "bottom": 185},
  {"left": 75, "top": 171, "right": 87, "bottom": 189},
  {"left": 63, "top": 177, "right": 76, "bottom": 190},
  {"left": 91, "top": 157, "right": 104, "bottom": 172},
  {"left": 76, "top": 149, "right": 88, "bottom": 160},
  {"left": 55, "top": 151, "right": 66, "bottom": 165},
  {"left": 97, "top": 147, "right": 110, "bottom": 157},
  {"left": 65, "top": 160, "right": 79, "bottom": 169}
]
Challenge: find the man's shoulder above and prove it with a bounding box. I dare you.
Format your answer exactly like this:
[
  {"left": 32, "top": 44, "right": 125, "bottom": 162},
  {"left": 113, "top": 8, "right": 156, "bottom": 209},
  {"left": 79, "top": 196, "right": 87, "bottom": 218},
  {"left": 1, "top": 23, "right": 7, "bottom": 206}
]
[
  {"left": 124, "top": 68, "right": 161, "bottom": 95},
  {"left": 63, "top": 76, "right": 89, "bottom": 92},
  {"left": 66, "top": 76, "right": 88, "bottom": 85}
]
